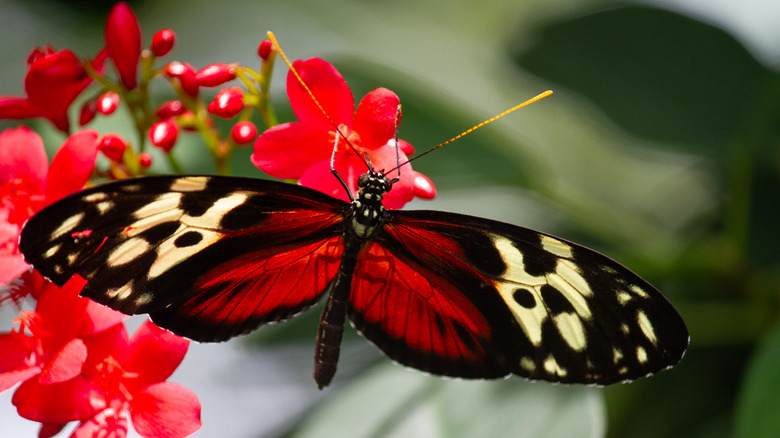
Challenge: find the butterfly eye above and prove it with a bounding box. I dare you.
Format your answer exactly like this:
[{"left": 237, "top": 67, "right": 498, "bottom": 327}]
[{"left": 357, "top": 173, "right": 369, "bottom": 188}]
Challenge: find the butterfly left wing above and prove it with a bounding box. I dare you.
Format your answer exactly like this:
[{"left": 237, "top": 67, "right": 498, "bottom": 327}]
[
  {"left": 348, "top": 209, "right": 688, "bottom": 385},
  {"left": 20, "top": 175, "right": 347, "bottom": 341}
]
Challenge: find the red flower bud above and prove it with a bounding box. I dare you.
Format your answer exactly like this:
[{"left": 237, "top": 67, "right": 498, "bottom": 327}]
[
  {"left": 396, "top": 139, "right": 414, "bottom": 156},
  {"left": 165, "top": 62, "right": 198, "bottom": 96},
  {"left": 231, "top": 121, "right": 258, "bottom": 145},
  {"left": 207, "top": 86, "right": 244, "bottom": 118},
  {"left": 79, "top": 98, "right": 98, "bottom": 126},
  {"left": 138, "top": 152, "right": 153, "bottom": 168},
  {"left": 155, "top": 100, "right": 186, "bottom": 119},
  {"left": 257, "top": 39, "right": 273, "bottom": 60},
  {"left": 151, "top": 29, "right": 175, "bottom": 57},
  {"left": 195, "top": 63, "right": 237, "bottom": 87},
  {"left": 98, "top": 133, "right": 127, "bottom": 161},
  {"left": 412, "top": 172, "right": 436, "bottom": 199},
  {"left": 148, "top": 118, "right": 178, "bottom": 152},
  {"left": 105, "top": 2, "right": 141, "bottom": 89},
  {"left": 97, "top": 91, "right": 120, "bottom": 115}
]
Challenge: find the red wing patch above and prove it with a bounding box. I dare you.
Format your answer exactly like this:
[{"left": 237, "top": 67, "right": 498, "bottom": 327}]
[
  {"left": 156, "top": 236, "right": 344, "bottom": 341},
  {"left": 348, "top": 232, "right": 516, "bottom": 379}
]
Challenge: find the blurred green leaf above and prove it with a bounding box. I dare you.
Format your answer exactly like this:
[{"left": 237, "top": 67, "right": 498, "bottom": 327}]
[
  {"left": 293, "top": 363, "right": 604, "bottom": 438},
  {"left": 512, "top": 5, "right": 776, "bottom": 159},
  {"left": 735, "top": 320, "right": 780, "bottom": 438}
]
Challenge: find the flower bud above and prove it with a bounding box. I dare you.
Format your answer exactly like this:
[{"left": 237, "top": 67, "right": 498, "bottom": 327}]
[
  {"left": 165, "top": 62, "right": 199, "bottom": 96},
  {"left": 257, "top": 39, "right": 273, "bottom": 60},
  {"left": 98, "top": 133, "right": 127, "bottom": 161},
  {"left": 105, "top": 2, "right": 141, "bottom": 89},
  {"left": 155, "top": 100, "right": 186, "bottom": 118},
  {"left": 195, "top": 63, "right": 237, "bottom": 87},
  {"left": 231, "top": 121, "right": 258, "bottom": 145},
  {"left": 412, "top": 171, "right": 436, "bottom": 199},
  {"left": 148, "top": 118, "right": 178, "bottom": 152},
  {"left": 97, "top": 91, "right": 120, "bottom": 115},
  {"left": 138, "top": 152, "right": 153, "bottom": 168},
  {"left": 79, "top": 99, "right": 98, "bottom": 126},
  {"left": 207, "top": 86, "right": 244, "bottom": 118},
  {"left": 151, "top": 29, "right": 175, "bottom": 57}
]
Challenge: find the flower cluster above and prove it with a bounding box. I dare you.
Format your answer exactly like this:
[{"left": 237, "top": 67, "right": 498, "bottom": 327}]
[{"left": 1, "top": 1, "right": 437, "bottom": 436}]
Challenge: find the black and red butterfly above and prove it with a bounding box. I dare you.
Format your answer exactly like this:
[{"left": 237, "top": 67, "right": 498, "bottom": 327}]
[{"left": 19, "top": 160, "right": 688, "bottom": 388}]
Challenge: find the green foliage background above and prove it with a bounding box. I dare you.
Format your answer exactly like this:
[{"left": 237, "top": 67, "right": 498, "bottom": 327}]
[{"left": 1, "top": 0, "right": 778, "bottom": 437}]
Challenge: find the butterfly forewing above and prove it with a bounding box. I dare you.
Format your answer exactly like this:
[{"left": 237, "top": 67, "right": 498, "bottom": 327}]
[
  {"left": 20, "top": 175, "right": 347, "bottom": 341},
  {"left": 351, "top": 210, "right": 688, "bottom": 384}
]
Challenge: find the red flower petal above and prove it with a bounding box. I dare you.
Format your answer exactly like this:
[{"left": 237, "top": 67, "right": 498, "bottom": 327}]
[
  {"left": 0, "top": 96, "right": 42, "bottom": 121},
  {"left": 13, "top": 375, "right": 105, "bottom": 423},
  {"left": 72, "top": 411, "right": 128, "bottom": 438},
  {"left": 0, "top": 366, "right": 42, "bottom": 393},
  {"left": 0, "top": 126, "right": 47, "bottom": 194},
  {"left": 288, "top": 58, "right": 354, "bottom": 131},
  {"left": 105, "top": 2, "right": 141, "bottom": 89},
  {"left": 131, "top": 382, "right": 202, "bottom": 438},
  {"left": 299, "top": 157, "right": 359, "bottom": 202},
  {"left": 38, "top": 338, "right": 87, "bottom": 384},
  {"left": 80, "top": 323, "right": 130, "bottom": 379},
  {"left": 37, "top": 422, "right": 66, "bottom": 438},
  {"left": 25, "top": 49, "right": 92, "bottom": 132},
  {"left": 45, "top": 130, "right": 98, "bottom": 203},
  {"left": 122, "top": 320, "right": 189, "bottom": 392},
  {"left": 252, "top": 121, "right": 334, "bottom": 179},
  {"left": 353, "top": 88, "right": 400, "bottom": 150}
]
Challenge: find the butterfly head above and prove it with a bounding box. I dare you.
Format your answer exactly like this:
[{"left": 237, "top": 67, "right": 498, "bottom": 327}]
[{"left": 349, "top": 170, "right": 391, "bottom": 239}]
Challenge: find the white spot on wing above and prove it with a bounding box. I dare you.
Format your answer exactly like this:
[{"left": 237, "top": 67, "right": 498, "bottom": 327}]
[
  {"left": 180, "top": 191, "right": 249, "bottom": 229},
  {"left": 84, "top": 192, "right": 109, "bottom": 202},
  {"left": 133, "top": 192, "right": 183, "bottom": 219},
  {"left": 543, "top": 355, "right": 567, "bottom": 377},
  {"left": 554, "top": 312, "right": 587, "bottom": 351},
  {"left": 492, "top": 236, "right": 548, "bottom": 347},
  {"left": 541, "top": 235, "right": 573, "bottom": 259},
  {"left": 107, "top": 239, "right": 150, "bottom": 267},
  {"left": 636, "top": 345, "right": 648, "bottom": 364},
  {"left": 171, "top": 176, "right": 209, "bottom": 192},
  {"left": 636, "top": 310, "right": 658, "bottom": 346},
  {"left": 547, "top": 261, "right": 594, "bottom": 315},
  {"left": 630, "top": 284, "right": 650, "bottom": 299},
  {"left": 43, "top": 243, "right": 62, "bottom": 259},
  {"left": 147, "top": 228, "right": 221, "bottom": 279},
  {"left": 51, "top": 212, "right": 86, "bottom": 240}
]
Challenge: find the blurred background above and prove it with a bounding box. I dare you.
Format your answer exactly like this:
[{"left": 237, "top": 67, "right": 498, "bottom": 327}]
[{"left": 1, "top": 0, "right": 779, "bottom": 437}]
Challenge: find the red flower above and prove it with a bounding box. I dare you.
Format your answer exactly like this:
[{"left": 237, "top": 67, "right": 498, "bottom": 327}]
[
  {"left": 195, "top": 63, "right": 237, "bottom": 87},
  {"left": 0, "top": 47, "right": 106, "bottom": 132},
  {"left": 251, "top": 58, "right": 435, "bottom": 208},
  {"left": 0, "top": 275, "right": 125, "bottom": 393},
  {"left": 0, "top": 127, "right": 98, "bottom": 286},
  {"left": 105, "top": 2, "right": 141, "bottom": 90},
  {"left": 13, "top": 320, "right": 201, "bottom": 438}
]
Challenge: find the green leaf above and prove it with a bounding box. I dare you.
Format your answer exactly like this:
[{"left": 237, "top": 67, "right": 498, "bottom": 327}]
[
  {"left": 735, "top": 320, "right": 780, "bottom": 438},
  {"left": 512, "top": 5, "right": 775, "bottom": 159},
  {"left": 293, "top": 363, "right": 605, "bottom": 438}
]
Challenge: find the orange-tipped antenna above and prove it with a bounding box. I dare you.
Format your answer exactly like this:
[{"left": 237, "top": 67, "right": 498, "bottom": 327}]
[
  {"left": 266, "top": 31, "right": 368, "bottom": 172},
  {"left": 394, "top": 90, "right": 553, "bottom": 170}
]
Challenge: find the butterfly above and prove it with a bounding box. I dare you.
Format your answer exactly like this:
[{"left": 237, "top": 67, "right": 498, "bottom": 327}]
[{"left": 19, "top": 163, "right": 688, "bottom": 388}]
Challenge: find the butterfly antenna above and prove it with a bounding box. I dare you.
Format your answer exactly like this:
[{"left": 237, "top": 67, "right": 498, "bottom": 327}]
[
  {"left": 388, "top": 90, "right": 553, "bottom": 174},
  {"left": 389, "top": 104, "right": 402, "bottom": 183},
  {"left": 267, "top": 32, "right": 370, "bottom": 178}
]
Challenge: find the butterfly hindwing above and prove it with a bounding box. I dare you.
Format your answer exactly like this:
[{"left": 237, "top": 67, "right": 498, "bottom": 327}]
[
  {"left": 20, "top": 175, "right": 348, "bottom": 341},
  {"left": 349, "top": 209, "right": 688, "bottom": 384}
]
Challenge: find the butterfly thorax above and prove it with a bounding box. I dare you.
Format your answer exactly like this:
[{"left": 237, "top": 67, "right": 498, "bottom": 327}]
[{"left": 349, "top": 170, "right": 391, "bottom": 239}]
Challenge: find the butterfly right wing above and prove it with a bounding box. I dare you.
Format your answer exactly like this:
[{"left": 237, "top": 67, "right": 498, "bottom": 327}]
[{"left": 20, "top": 175, "right": 347, "bottom": 342}]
